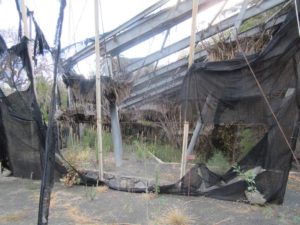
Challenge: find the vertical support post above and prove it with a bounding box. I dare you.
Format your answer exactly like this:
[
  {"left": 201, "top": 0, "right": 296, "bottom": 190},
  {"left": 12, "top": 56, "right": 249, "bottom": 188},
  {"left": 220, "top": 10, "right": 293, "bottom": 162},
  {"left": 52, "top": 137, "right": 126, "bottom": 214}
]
[
  {"left": 94, "top": 0, "right": 103, "bottom": 180},
  {"left": 56, "top": 85, "right": 61, "bottom": 150},
  {"left": 186, "top": 117, "right": 202, "bottom": 155},
  {"left": 188, "top": 0, "right": 198, "bottom": 67},
  {"left": 186, "top": 94, "right": 212, "bottom": 155},
  {"left": 110, "top": 102, "right": 123, "bottom": 167},
  {"left": 67, "top": 87, "right": 72, "bottom": 107},
  {"left": 21, "top": 0, "right": 29, "bottom": 37},
  {"left": 180, "top": 0, "right": 198, "bottom": 178},
  {"left": 28, "top": 11, "right": 33, "bottom": 39},
  {"left": 295, "top": 0, "right": 300, "bottom": 37},
  {"left": 67, "top": 87, "right": 74, "bottom": 145},
  {"left": 180, "top": 122, "right": 189, "bottom": 178},
  {"left": 21, "top": 0, "right": 36, "bottom": 95}
]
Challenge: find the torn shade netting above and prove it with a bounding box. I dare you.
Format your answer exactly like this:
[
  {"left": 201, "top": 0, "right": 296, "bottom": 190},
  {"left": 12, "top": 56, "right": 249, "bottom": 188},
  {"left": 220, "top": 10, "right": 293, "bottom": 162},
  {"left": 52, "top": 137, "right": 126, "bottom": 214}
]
[
  {"left": 0, "top": 89, "right": 45, "bottom": 179},
  {"left": 0, "top": 39, "right": 47, "bottom": 179},
  {"left": 1, "top": 5, "right": 300, "bottom": 207},
  {"left": 158, "top": 12, "right": 300, "bottom": 204},
  {"left": 79, "top": 12, "right": 300, "bottom": 205}
]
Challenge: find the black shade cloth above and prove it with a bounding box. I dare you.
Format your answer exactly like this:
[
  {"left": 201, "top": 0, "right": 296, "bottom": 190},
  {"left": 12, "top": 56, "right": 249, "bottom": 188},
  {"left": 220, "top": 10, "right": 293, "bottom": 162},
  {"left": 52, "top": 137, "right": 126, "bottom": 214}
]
[
  {"left": 79, "top": 12, "right": 300, "bottom": 205},
  {"left": 0, "top": 90, "right": 44, "bottom": 179},
  {"left": 162, "top": 11, "right": 300, "bottom": 203}
]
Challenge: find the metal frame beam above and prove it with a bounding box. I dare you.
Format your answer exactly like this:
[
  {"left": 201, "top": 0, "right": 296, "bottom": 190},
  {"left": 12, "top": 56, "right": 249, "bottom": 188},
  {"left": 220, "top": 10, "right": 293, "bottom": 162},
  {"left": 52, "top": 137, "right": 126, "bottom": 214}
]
[
  {"left": 120, "top": 13, "right": 287, "bottom": 109},
  {"left": 63, "top": 0, "right": 222, "bottom": 68},
  {"left": 124, "top": 0, "right": 286, "bottom": 74}
]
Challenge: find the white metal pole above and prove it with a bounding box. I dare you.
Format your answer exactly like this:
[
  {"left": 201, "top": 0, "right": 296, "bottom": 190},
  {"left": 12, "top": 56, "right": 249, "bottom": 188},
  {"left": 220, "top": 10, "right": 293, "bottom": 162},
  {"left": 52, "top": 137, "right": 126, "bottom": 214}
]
[
  {"left": 180, "top": 0, "right": 198, "bottom": 179},
  {"left": 188, "top": 0, "right": 198, "bottom": 68},
  {"left": 94, "top": 0, "right": 104, "bottom": 180}
]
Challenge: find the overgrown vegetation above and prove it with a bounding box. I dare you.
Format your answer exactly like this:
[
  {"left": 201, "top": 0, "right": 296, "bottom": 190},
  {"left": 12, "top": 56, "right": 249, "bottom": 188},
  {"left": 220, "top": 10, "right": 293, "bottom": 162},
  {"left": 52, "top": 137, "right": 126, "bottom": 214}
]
[
  {"left": 36, "top": 76, "right": 68, "bottom": 122},
  {"left": 158, "top": 104, "right": 182, "bottom": 149},
  {"left": 132, "top": 139, "right": 151, "bottom": 161},
  {"left": 125, "top": 136, "right": 182, "bottom": 163},
  {"left": 239, "top": 128, "right": 256, "bottom": 160},
  {"left": 206, "top": 151, "right": 231, "bottom": 175},
  {"left": 193, "top": 126, "right": 261, "bottom": 175},
  {"left": 196, "top": 3, "right": 288, "bottom": 62},
  {"left": 148, "top": 143, "right": 182, "bottom": 163},
  {"left": 63, "top": 128, "right": 113, "bottom": 169},
  {"left": 62, "top": 121, "right": 262, "bottom": 179}
]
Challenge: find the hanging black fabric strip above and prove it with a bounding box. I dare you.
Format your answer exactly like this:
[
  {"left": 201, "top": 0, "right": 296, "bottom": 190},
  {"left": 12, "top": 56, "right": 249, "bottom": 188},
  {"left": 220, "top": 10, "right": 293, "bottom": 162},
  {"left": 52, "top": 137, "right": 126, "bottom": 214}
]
[{"left": 37, "top": 0, "right": 66, "bottom": 224}]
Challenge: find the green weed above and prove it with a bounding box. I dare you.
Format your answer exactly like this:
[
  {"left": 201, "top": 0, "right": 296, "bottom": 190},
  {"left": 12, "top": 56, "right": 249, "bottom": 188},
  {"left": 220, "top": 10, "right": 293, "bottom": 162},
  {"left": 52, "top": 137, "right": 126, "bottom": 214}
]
[
  {"left": 84, "top": 185, "right": 96, "bottom": 201},
  {"left": 233, "top": 165, "right": 257, "bottom": 192},
  {"left": 293, "top": 216, "right": 300, "bottom": 225}
]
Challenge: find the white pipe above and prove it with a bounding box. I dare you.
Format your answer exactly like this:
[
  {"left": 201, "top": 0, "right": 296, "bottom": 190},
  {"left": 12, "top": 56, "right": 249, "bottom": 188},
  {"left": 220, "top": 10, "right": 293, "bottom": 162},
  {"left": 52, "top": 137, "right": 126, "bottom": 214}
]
[{"left": 94, "top": 0, "right": 104, "bottom": 180}]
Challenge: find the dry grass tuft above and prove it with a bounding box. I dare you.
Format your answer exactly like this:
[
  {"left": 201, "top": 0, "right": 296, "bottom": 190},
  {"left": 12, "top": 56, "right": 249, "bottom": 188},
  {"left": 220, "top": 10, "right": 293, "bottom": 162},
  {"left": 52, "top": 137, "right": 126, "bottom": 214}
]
[
  {"left": 0, "top": 212, "right": 27, "bottom": 223},
  {"left": 67, "top": 206, "right": 98, "bottom": 225},
  {"left": 96, "top": 185, "right": 109, "bottom": 193},
  {"left": 159, "top": 207, "right": 194, "bottom": 225},
  {"left": 49, "top": 192, "right": 58, "bottom": 208},
  {"left": 63, "top": 147, "right": 92, "bottom": 168},
  {"left": 31, "top": 191, "right": 59, "bottom": 207},
  {"left": 31, "top": 192, "right": 40, "bottom": 204},
  {"left": 62, "top": 170, "right": 80, "bottom": 187},
  {"left": 141, "top": 192, "right": 157, "bottom": 201},
  {"left": 200, "top": 29, "right": 273, "bottom": 62},
  {"left": 289, "top": 174, "right": 300, "bottom": 182}
]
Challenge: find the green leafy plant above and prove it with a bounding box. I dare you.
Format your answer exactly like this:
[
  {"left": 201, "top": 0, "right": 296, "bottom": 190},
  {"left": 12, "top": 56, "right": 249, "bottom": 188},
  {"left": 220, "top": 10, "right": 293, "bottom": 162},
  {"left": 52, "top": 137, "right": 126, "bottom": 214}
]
[
  {"left": 233, "top": 165, "right": 257, "bottom": 192},
  {"left": 84, "top": 185, "right": 96, "bottom": 201},
  {"left": 293, "top": 216, "right": 300, "bottom": 225}
]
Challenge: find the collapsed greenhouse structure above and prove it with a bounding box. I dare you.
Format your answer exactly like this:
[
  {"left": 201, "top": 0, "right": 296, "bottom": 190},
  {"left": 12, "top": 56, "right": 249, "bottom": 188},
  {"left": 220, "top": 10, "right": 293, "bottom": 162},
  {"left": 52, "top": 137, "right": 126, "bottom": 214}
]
[{"left": 1, "top": 1, "right": 300, "bottom": 222}]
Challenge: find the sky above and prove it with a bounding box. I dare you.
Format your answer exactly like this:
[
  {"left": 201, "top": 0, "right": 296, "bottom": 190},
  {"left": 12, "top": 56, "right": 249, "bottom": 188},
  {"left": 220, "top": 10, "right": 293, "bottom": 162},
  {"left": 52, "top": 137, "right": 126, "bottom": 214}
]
[
  {"left": 0, "top": 0, "right": 161, "bottom": 47},
  {"left": 0, "top": 0, "right": 243, "bottom": 75}
]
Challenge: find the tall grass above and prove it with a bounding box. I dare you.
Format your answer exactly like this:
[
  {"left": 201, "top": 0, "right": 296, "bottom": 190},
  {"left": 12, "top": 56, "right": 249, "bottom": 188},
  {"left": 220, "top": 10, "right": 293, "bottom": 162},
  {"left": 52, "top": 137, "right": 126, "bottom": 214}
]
[
  {"left": 63, "top": 128, "right": 113, "bottom": 169},
  {"left": 124, "top": 137, "right": 182, "bottom": 163},
  {"left": 148, "top": 143, "right": 181, "bottom": 163}
]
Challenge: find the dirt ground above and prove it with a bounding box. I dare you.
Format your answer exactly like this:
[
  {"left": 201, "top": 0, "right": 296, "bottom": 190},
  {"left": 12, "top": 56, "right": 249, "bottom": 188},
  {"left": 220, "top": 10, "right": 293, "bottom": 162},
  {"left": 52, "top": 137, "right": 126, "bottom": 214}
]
[{"left": 0, "top": 170, "right": 300, "bottom": 225}]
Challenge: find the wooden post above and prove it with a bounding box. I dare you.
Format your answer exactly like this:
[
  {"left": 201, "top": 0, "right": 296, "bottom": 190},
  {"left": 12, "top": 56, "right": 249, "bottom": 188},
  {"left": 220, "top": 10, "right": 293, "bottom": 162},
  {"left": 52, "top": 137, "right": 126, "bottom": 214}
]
[
  {"left": 21, "top": 0, "right": 29, "bottom": 38},
  {"left": 94, "top": 0, "right": 104, "bottom": 180},
  {"left": 188, "top": 0, "right": 198, "bottom": 67},
  {"left": 180, "top": 0, "right": 198, "bottom": 179},
  {"left": 20, "top": 0, "right": 36, "bottom": 95},
  {"left": 180, "top": 121, "right": 189, "bottom": 178}
]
